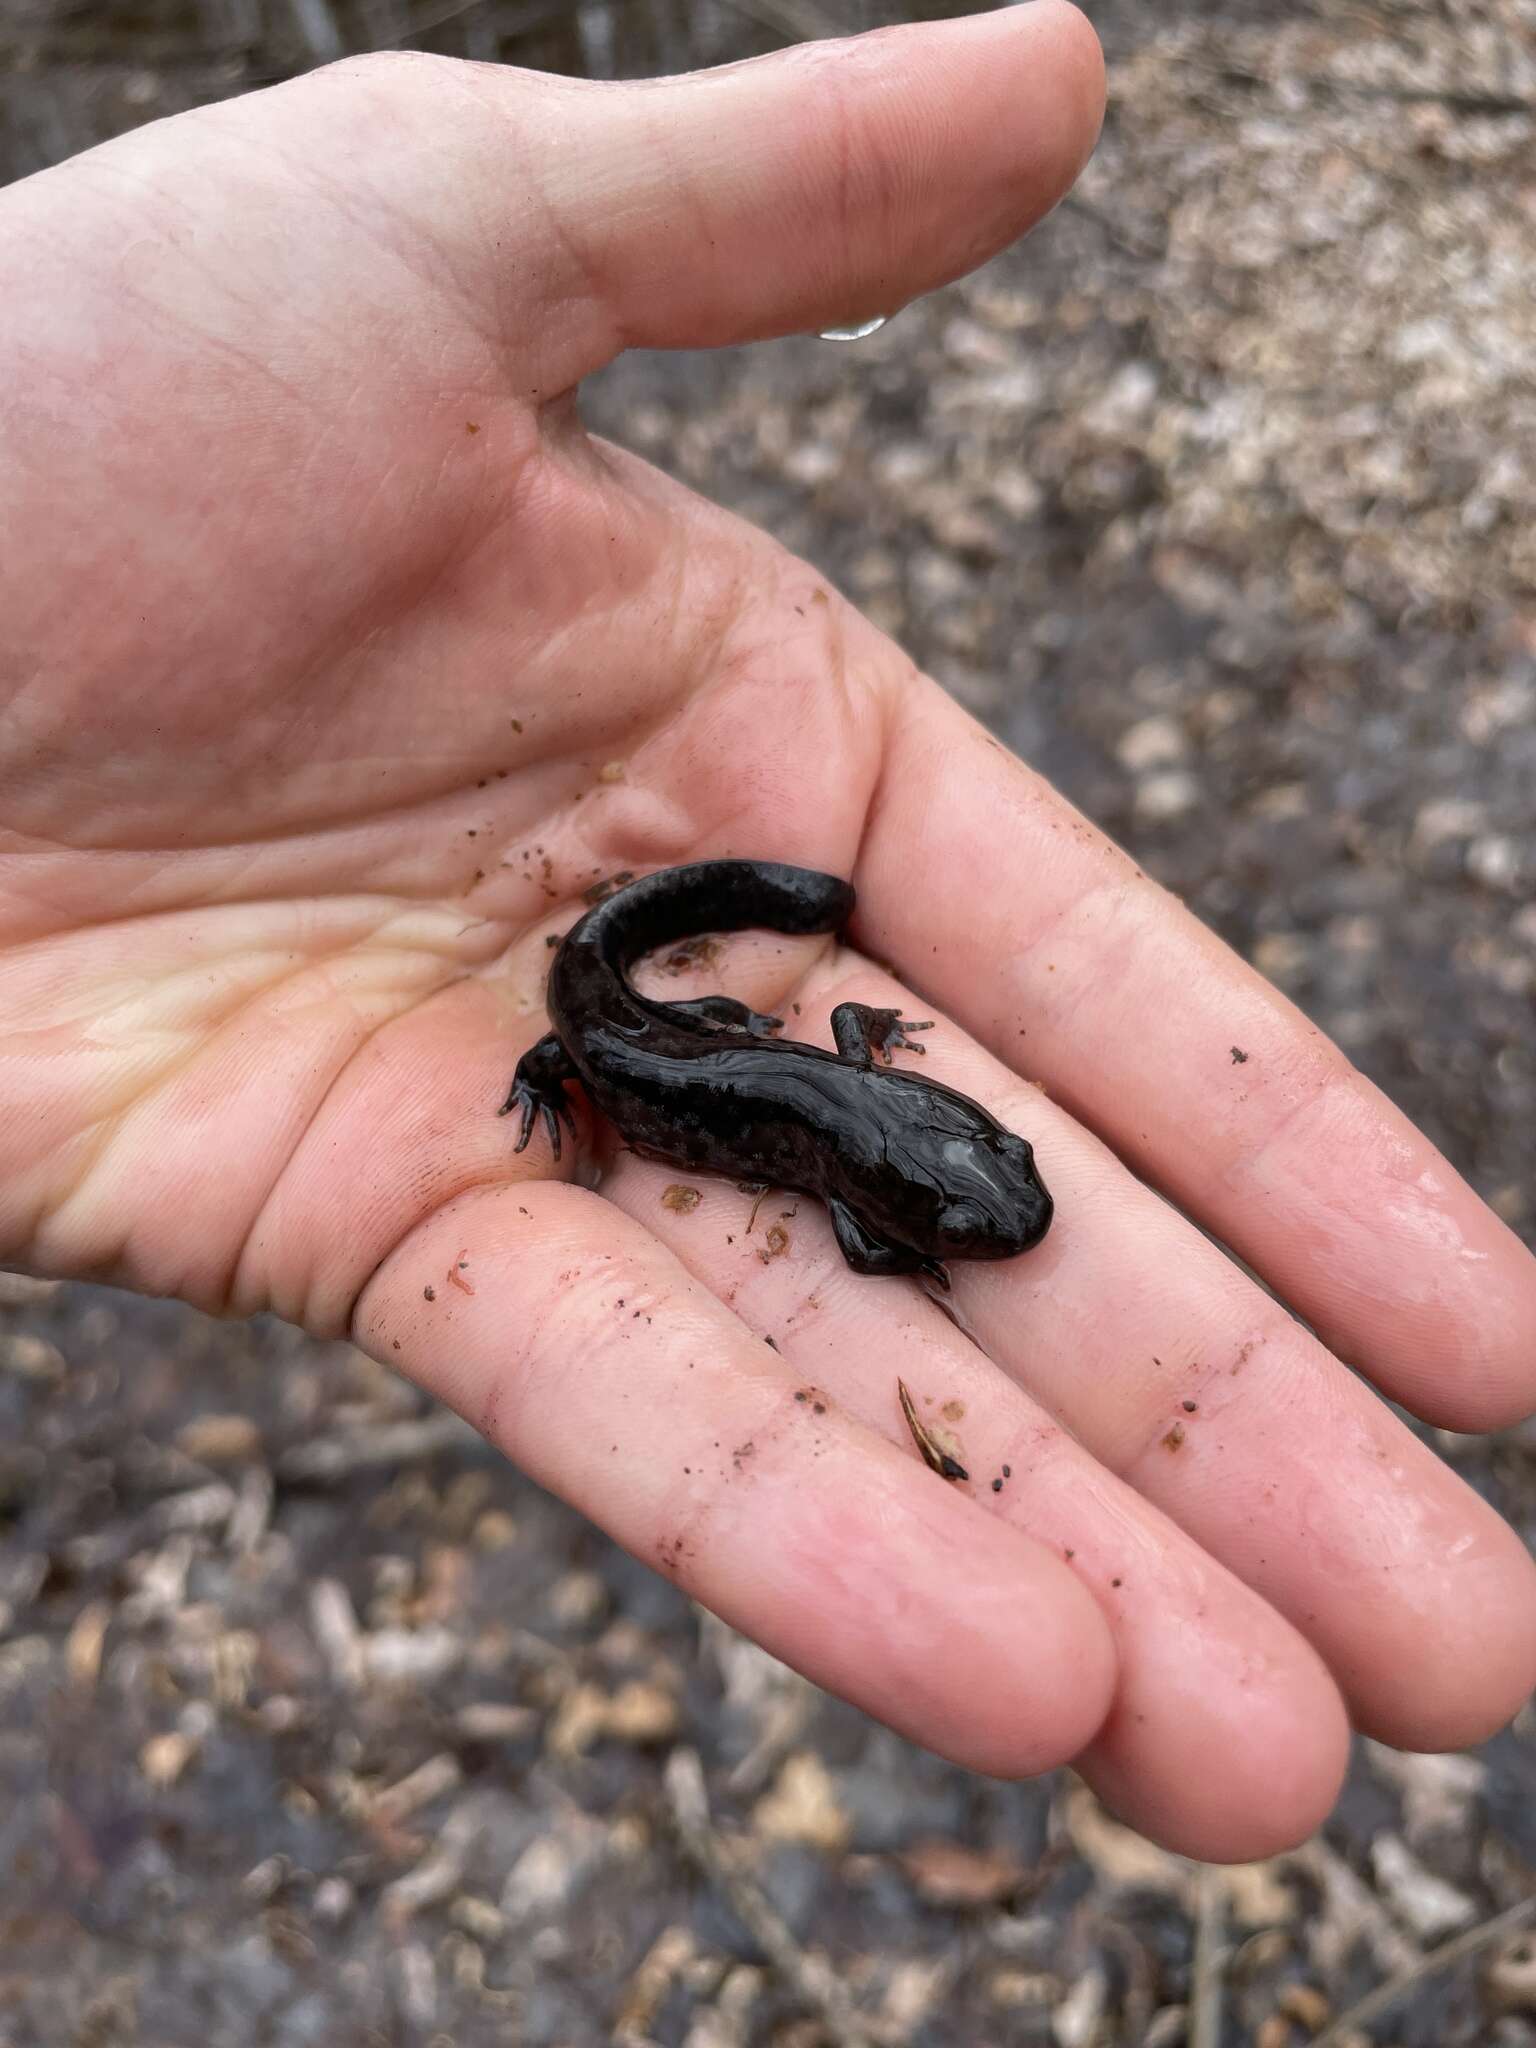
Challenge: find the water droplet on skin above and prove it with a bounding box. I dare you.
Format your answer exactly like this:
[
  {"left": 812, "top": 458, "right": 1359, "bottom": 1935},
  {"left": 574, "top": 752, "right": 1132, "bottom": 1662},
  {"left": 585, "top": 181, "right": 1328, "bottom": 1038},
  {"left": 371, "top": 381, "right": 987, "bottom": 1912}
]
[{"left": 818, "top": 315, "right": 889, "bottom": 342}]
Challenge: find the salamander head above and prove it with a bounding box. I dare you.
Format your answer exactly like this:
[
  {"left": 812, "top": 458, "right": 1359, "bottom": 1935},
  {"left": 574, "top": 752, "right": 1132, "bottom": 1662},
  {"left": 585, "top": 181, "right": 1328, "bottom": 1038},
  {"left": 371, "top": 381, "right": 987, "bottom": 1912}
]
[{"left": 924, "top": 1128, "right": 1053, "bottom": 1261}]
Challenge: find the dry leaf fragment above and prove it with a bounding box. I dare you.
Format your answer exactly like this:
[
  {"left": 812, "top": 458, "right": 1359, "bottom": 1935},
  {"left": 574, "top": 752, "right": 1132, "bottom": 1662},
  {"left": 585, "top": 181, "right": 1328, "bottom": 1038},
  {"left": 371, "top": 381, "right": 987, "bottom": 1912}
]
[
  {"left": 605, "top": 1680, "right": 681, "bottom": 1746},
  {"left": 175, "top": 1414, "right": 262, "bottom": 1463},
  {"left": 140, "top": 1731, "right": 197, "bottom": 1786},
  {"left": 897, "top": 1378, "right": 969, "bottom": 1481},
  {"left": 1061, "top": 1780, "right": 1185, "bottom": 1894},
  {"left": 0, "top": 1332, "right": 66, "bottom": 1380},
  {"left": 899, "top": 1838, "right": 1028, "bottom": 1908},
  {"left": 65, "top": 1600, "right": 113, "bottom": 1691},
  {"left": 1370, "top": 1833, "right": 1477, "bottom": 1940},
  {"left": 759, "top": 1222, "right": 790, "bottom": 1262},
  {"left": 752, "top": 1752, "right": 850, "bottom": 1853}
]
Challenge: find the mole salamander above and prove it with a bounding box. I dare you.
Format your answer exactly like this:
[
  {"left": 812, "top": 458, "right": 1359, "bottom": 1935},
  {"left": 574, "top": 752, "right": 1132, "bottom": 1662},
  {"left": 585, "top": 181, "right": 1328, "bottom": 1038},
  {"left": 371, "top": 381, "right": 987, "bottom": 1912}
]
[{"left": 499, "top": 859, "right": 1052, "bottom": 1289}]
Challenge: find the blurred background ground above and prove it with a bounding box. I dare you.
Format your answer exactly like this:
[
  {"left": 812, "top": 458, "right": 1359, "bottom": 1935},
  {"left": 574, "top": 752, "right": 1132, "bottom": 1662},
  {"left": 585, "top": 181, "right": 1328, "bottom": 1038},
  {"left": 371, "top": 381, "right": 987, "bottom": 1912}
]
[{"left": 3, "top": 1, "right": 1536, "bottom": 2043}]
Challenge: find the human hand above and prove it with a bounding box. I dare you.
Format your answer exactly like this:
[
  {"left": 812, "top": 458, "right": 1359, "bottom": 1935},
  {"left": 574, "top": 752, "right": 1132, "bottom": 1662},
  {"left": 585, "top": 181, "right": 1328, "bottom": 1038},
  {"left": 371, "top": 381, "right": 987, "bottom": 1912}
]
[{"left": 3, "top": 7, "right": 1533, "bottom": 1861}]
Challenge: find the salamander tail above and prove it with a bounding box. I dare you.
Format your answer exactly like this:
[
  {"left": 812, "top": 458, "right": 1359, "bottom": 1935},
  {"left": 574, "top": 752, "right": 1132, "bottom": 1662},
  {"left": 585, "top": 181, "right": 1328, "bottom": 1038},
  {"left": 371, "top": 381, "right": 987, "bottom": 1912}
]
[{"left": 577, "top": 859, "right": 854, "bottom": 966}]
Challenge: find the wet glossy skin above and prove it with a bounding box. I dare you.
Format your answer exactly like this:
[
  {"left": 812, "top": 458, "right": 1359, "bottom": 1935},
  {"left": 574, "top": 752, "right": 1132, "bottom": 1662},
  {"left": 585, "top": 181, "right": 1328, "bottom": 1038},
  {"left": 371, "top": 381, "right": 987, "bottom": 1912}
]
[{"left": 500, "top": 860, "right": 1053, "bottom": 1287}]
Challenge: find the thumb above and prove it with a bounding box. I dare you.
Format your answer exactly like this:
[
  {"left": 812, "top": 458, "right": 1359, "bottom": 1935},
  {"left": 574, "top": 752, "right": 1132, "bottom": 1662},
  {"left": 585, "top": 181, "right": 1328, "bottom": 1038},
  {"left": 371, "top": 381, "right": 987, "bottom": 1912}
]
[
  {"left": 530, "top": 3, "right": 1104, "bottom": 369},
  {"left": 9, "top": 11, "right": 1101, "bottom": 401}
]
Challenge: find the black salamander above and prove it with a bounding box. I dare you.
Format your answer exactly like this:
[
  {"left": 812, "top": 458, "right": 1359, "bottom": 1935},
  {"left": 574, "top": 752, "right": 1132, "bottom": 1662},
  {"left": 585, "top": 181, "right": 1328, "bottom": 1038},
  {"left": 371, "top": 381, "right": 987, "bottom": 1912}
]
[{"left": 499, "top": 859, "right": 1052, "bottom": 1288}]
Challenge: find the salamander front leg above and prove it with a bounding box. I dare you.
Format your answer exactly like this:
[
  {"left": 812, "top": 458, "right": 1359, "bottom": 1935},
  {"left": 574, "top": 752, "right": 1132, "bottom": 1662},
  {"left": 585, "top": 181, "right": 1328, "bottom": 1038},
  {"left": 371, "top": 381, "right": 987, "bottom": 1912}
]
[
  {"left": 828, "top": 1199, "right": 950, "bottom": 1291},
  {"left": 830, "top": 1002, "right": 934, "bottom": 1068},
  {"left": 498, "top": 1033, "right": 581, "bottom": 1160},
  {"left": 662, "top": 995, "right": 784, "bottom": 1038}
]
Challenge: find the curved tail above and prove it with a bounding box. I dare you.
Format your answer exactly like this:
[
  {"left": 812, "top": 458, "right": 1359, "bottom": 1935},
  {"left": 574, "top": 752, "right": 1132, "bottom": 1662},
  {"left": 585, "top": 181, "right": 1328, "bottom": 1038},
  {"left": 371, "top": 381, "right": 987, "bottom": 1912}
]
[
  {"left": 549, "top": 860, "right": 854, "bottom": 1029},
  {"left": 575, "top": 860, "right": 853, "bottom": 967}
]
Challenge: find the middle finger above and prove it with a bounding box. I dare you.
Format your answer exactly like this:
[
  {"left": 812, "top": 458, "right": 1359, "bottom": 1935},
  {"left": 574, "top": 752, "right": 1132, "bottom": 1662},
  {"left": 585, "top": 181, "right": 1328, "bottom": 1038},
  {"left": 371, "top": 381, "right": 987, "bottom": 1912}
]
[{"left": 808, "top": 956, "right": 1536, "bottom": 1753}]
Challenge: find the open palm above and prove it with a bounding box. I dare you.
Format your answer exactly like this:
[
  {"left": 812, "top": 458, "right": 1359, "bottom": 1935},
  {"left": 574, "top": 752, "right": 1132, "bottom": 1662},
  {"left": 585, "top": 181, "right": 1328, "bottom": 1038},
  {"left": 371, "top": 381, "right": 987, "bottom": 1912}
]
[{"left": 4, "top": 9, "right": 1534, "bottom": 1860}]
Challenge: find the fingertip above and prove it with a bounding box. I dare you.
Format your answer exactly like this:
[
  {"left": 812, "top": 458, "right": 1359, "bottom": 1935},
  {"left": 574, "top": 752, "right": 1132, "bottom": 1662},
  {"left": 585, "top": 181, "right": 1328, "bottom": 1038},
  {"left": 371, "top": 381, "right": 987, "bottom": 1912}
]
[
  {"left": 543, "top": 3, "right": 1110, "bottom": 361},
  {"left": 1410, "top": 1381, "right": 1536, "bottom": 1437},
  {"left": 1351, "top": 1526, "right": 1536, "bottom": 1754},
  {"left": 1314, "top": 1170, "right": 1536, "bottom": 1434},
  {"left": 1015, "top": 0, "right": 1107, "bottom": 175},
  {"left": 1090, "top": 1660, "right": 1350, "bottom": 1863},
  {"left": 918, "top": 1, "right": 1106, "bottom": 162},
  {"left": 893, "top": 1, "right": 1107, "bottom": 277},
  {"left": 958, "top": 1545, "right": 1119, "bottom": 1779},
  {"left": 1394, "top": 1252, "right": 1536, "bottom": 1432},
  {"left": 767, "top": 1477, "right": 1119, "bottom": 1781}
]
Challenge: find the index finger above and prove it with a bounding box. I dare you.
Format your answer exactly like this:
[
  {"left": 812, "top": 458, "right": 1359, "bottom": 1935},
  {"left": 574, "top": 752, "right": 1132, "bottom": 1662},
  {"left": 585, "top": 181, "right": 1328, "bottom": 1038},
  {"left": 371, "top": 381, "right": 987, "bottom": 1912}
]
[
  {"left": 857, "top": 675, "right": 1536, "bottom": 1431},
  {"left": 353, "top": 1177, "right": 1117, "bottom": 1778}
]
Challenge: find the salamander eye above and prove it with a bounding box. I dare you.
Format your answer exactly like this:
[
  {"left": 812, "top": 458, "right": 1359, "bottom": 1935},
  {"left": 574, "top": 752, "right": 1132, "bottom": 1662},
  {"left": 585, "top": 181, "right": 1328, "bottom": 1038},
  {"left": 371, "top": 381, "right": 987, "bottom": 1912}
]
[{"left": 939, "top": 1202, "right": 989, "bottom": 1241}]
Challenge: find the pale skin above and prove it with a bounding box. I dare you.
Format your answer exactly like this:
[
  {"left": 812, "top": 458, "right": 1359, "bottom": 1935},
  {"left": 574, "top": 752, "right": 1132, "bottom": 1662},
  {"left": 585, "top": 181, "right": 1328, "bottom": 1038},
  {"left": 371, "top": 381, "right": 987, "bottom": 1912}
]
[{"left": 3, "top": 4, "right": 1534, "bottom": 1863}]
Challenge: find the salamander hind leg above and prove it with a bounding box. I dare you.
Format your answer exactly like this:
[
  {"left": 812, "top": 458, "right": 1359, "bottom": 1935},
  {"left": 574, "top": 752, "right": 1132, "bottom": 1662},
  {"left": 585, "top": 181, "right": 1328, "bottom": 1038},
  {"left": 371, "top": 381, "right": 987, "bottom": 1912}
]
[
  {"left": 828, "top": 1199, "right": 950, "bottom": 1290},
  {"left": 498, "top": 1032, "right": 580, "bottom": 1160},
  {"left": 662, "top": 995, "right": 784, "bottom": 1038},
  {"left": 830, "top": 1002, "right": 934, "bottom": 1068}
]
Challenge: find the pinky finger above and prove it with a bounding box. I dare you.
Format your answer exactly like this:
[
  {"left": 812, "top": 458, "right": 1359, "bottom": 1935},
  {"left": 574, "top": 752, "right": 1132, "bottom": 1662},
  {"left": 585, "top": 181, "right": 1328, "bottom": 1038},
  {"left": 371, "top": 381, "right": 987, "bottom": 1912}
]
[{"left": 353, "top": 1178, "right": 1117, "bottom": 1779}]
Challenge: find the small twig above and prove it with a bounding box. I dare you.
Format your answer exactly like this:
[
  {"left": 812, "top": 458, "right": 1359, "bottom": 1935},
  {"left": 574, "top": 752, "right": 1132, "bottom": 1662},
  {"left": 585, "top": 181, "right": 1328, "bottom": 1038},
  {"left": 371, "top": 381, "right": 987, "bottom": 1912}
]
[
  {"left": 277, "top": 1408, "right": 478, "bottom": 1482},
  {"left": 1288, "top": 1837, "right": 1422, "bottom": 1978},
  {"left": 612, "top": 1924, "right": 696, "bottom": 2045},
  {"left": 1189, "top": 1865, "right": 1227, "bottom": 2048},
  {"left": 381, "top": 1800, "right": 484, "bottom": 1922},
  {"left": 1094, "top": 1914, "right": 1157, "bottom": 2044},
  {"left": 1171, "top": 53, "right": 1535, "bottom": 117},
  {"left": 1236, "top": 70, "right": 1535, "bottom": 115},
  {"left": 880, "top": 1939, "right": 972, "bottom": 2036},
  {"left": 373, "top": 1752, "right": 464, "bottom": 1827},
  {"left": 664, "top": 1749, "right": 877, "bottom": 2048},
  {"left": 712, "top": 0, "right": 845, "bottom": 44},
  {"left": 150, "top": 1481, "right": 237, "bottom": 1532},
  {"left": 1059, "top": 194, "right": 1167, "bottom": 263},
  {"left": 397, "top": 0, "right": 542, "bottom": 40},
  {"left": 1310, "top": 1892, "right": 1536, "bottom": 2048},
  {"left": 309, "top": 1577, "right": 365, "bottom": 1689},
  {"left": 226, "top": 1465, "right": 274, "bottom": 1554},
  {"left": 725, "top": 1684, "right": 814, "bottom": 1798},
  {"left": 286, "top": 0, "right": 345, "bottom": 62}
]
